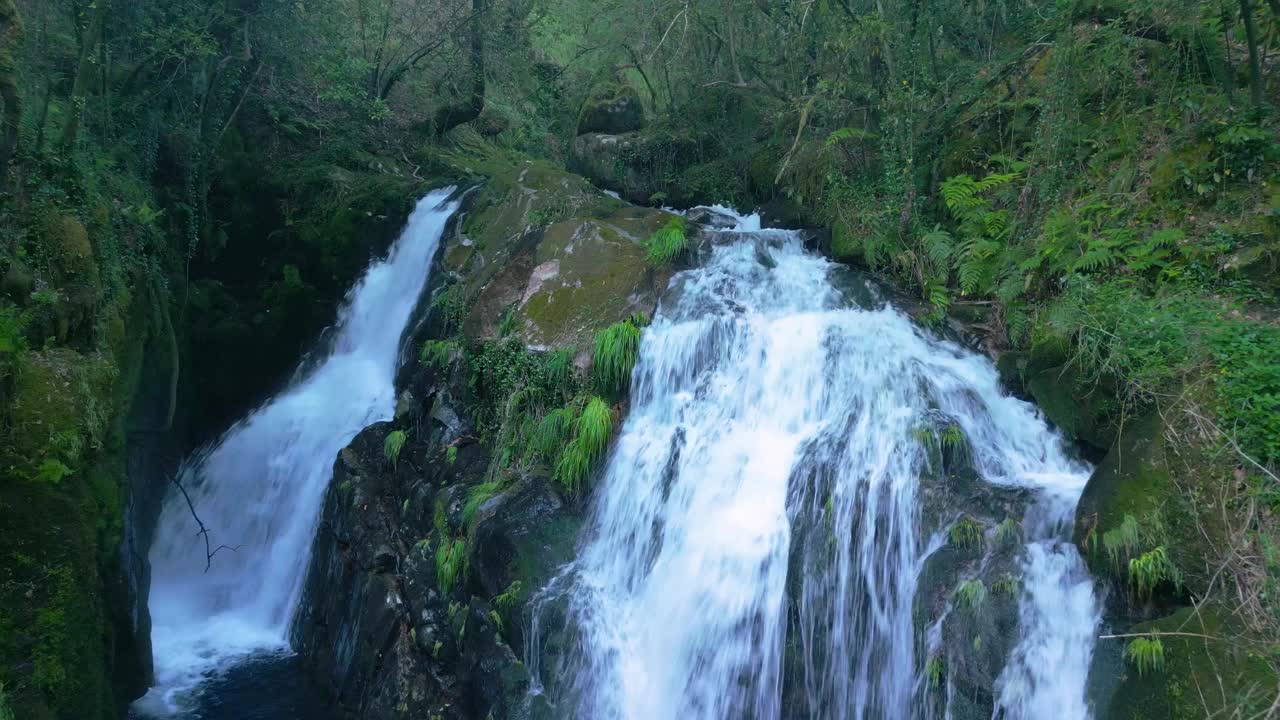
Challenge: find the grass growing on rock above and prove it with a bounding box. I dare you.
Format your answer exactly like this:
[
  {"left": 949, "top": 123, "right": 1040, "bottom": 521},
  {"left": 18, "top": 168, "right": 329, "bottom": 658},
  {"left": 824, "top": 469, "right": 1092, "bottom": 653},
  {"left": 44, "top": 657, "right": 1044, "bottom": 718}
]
[
  {"left": 954, "top": 579, "right": 987, "bottom": 611},
  {"left": 1125, "top": 637, "right": 1165, "bottom": 676},
  {"left": 383, "top": 430, "right": 407, "bottom": 467},
  {"left": 949, "top": 516, "right": 985, "bottom": 550},
  {"left": 645, "top": 216, "right": 688, "bottom": 265},
  {"left": 593, "top": 319, "right": 642, "bottom": 396},
  {"left": 553, "top": 397, "right": 615, "bottom": 495}
]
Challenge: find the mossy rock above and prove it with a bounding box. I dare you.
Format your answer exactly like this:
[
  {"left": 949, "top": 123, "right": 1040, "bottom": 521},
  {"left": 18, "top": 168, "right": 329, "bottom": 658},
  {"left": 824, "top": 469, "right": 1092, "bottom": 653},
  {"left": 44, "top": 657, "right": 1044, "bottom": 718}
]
[
  {"left": 1018, "top": 337, "right": 1118, "bottom": 451},
  {"left": 576, "top": 82, "right": 644, "bottom": 136},
  {"left": 1096, "top": 606, "right": 1278, "bottom": 720},
  {"left": 1073, "top": 411, "right": 1221, "bottom": 609},
  {"left": 441, "top": 151, "right": 671, "bottom": 353},
  {"left": 567, "top": 128, "right": 707, "bottom": 206},
  {"left": 41, "top": 214, "right": 95, "bottom": 281}
]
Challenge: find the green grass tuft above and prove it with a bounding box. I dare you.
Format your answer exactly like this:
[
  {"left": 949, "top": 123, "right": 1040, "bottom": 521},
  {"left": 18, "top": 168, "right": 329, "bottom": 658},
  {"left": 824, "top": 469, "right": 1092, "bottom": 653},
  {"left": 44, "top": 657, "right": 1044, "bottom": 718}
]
[
  {"left": 1102, "top": 514, "right": 1142, "bottom": 567},
  {"left": 1128, "top": 546, "right": 1182, "bottom": 600},
  {"left": 925, "top": 656, "right": 945, "bottom": 689},
  {"left": 553, "top": 397, "right": 615, "bottom": 495},
  {"left": 435, "top": 537, "right": 467, "bottom": 595},
  {"left": 593, "top": 320, "right": 642, "bottom": 396},
  {"left": 646, "top": 216, "right": 688, "bottom": 265},
  {"left": 994, "top": 517, "right": 1020, "bottom": 545},
  {"left": 991, "top": 573, "right": 1019, "bottom": 596},
  {"left": 949, "top": 516, "right": 985, "bottom": 549},
  {"left": 1125, "top": 637, "right": 1165, "bottom": 676},
  {"left": 384, "top": 430, "right": 407, "bottom": 467},
  {"left": 462, "top": 481, "right": 503, "bottom": 526},
  {"left": 954, "top": 578, "right": 986, "bottom": 610}
]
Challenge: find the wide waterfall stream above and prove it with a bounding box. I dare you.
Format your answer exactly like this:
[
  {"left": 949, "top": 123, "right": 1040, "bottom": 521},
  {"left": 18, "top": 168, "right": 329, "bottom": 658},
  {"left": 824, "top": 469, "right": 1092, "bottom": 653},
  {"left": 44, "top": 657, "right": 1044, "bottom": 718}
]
[
  {"left": 529, "top": 212, "right": 1100, "bottom": 719},
  {"left": 134, "top": 189, "right": 461, "bottom": 717}
]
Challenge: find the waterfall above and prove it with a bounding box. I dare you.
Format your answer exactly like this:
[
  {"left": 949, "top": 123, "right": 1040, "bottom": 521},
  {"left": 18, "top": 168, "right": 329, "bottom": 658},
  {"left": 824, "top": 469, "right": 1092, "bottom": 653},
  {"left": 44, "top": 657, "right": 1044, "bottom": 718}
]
[
  {"left": 530, "top": 215, "right": 1099, "bottom": 720},
  {"left": 134, "top": 188, "right": 460, "bottom": 716}
]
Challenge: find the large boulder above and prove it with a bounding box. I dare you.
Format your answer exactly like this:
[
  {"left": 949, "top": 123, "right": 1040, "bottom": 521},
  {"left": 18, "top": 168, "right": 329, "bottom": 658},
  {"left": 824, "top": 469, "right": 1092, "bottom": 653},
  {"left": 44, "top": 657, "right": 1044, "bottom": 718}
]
[
  {"left": 1092, "top": 605, "right": 1278, "bottom": 720},
  {"left": 576, "top": 82, "right": 644, "bottom": 136}
]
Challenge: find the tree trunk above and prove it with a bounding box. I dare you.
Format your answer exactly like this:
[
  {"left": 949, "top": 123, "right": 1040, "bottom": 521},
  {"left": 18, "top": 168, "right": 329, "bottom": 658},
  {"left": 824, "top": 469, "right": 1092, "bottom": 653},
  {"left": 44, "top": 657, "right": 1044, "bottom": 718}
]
[
  {"left": 431, "top": 0, "right": 488, "bottom": 135},
  {"left": 0, "top": 0, "right": 21, "bottom": 192},
  {"left": 1241, "top": 0, "right": 1264, "bottom": 109},
  {"left": 59, "top": 0, "right": 106, "bottom": 153}
]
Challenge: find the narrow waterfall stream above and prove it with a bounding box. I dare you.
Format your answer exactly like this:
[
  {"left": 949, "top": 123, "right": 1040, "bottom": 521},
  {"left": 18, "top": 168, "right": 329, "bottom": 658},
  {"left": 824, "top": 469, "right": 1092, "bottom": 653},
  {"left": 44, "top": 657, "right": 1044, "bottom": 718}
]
[
  {"left": 530, "top": 214, "right": 1100, "bottom": 720},
  {"left": 134, "top": 189, "right": 460, "bottom": 717}
]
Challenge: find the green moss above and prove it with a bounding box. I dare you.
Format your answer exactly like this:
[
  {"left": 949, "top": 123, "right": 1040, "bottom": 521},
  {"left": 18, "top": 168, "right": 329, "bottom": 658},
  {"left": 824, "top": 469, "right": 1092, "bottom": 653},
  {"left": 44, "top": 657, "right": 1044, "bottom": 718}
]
[{"left": 1103, "top": 606, "right": 1277, "bottom": 720}]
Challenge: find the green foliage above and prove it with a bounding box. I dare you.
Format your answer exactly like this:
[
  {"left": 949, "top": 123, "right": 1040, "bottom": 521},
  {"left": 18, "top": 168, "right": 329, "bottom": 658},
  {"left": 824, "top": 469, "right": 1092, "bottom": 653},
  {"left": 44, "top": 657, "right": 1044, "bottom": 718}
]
[
  {"left": 445, "top": 445, "right": 458, "bottom": 466},
  {"left": 529, "top": 405, "right": 579, "bottom": 462},
  {"left": 925, "top": 655, "right": 945, "bottom": 689},
  {"left": 1102, "top": 514, "right": 1143, "bottom": 567},
  {"left": 646, "top": 216, "right": 689, "bottom": 265},
  {"left": 991, "top": 573, "right": 1019, "bottom": 597},
  {"left": 954, "top": 579, "right": 987, "bottom": 611},
  {"left": 462, "top": 481, "right": 502, "bottom": 526},
  {"left": 1128, "top": 547, "right": 1183, "bottom": 600},
  {"left": 592, "top": 319, "right": 642, "bottom": 396},
  {"left": 994, "top": 517, "right": 1020, "bottom": 546},
  {"left": 436, "top": 537, "right": 467, "bottom": 596},
  {"left": 949, "top": 516, "right": 984, "bottom": 550},
  {"left": 420, "top": 340, "right": 459, "bottom": 370},
  {"left": 35, "top": 459, "right": 73, "bottom": 485},
  {"left": 383, "top": 430, "right": 407, "bottom": 467},
  {"left": 553, "top": 397, "right": 614, "bottom": 495},
  {"left": 494, "top": 580, "right": 524, "bottom": 615},
  {"left": 1125, "top": 637, "right": 1166, "bottom": 676},
  {"left": 430, "top": 284, "right": 471, "bottom": 336}
]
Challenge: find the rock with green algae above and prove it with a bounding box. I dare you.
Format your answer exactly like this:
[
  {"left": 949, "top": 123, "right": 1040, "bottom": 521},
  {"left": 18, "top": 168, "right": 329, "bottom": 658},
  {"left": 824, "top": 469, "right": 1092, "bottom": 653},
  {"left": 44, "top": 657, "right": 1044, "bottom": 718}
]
[
  {"left": 1093, "top": 605, "right": 1278, "bottom": 720},
  {"left": 1072, "top": 410, "right": 1224, "bottom": 611},
  {"left": 1012, "top": 336, "right": 1119, "bottom": 452},
  {"left": 442, "top": 157, "right": 675, "bottom": 356}
]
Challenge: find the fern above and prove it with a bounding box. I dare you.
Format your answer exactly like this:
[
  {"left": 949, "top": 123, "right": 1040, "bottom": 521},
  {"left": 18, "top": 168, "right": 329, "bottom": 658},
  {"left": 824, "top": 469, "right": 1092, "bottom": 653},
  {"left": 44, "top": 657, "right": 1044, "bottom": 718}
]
[
  {"left": 922, "top": 226, "right": 955, "bottom": 271},
  {"left": 1101, "top": 514, "right": 1142, "bottom": 567}
]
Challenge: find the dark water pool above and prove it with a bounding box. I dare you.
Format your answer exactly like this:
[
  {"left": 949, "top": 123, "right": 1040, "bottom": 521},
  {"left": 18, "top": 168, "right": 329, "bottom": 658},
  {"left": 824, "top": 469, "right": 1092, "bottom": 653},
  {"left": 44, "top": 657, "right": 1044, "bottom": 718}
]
[{"left": 131, "top": 653, "right": 336, "bottom": 720}]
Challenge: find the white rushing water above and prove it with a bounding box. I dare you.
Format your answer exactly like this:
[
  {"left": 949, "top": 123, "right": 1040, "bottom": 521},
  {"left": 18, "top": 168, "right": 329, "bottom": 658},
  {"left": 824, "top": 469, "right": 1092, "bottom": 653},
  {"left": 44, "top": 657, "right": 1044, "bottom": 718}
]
[
  {"left": 134, "top": 188, "right": 460, "bottom": 716},
  {"left": 531, "top": 213, "right": 1099, "bottom": 720}
]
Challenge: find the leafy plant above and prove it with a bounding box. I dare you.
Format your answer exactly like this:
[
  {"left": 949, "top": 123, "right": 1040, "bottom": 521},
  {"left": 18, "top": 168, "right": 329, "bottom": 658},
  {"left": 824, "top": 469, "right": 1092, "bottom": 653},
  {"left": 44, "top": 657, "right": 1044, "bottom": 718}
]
[
  {"left": 445, "top": 445, "right": 458, "bottom": 466},
  {"left": 421, "top": 340, "right": 459, "bottom": 370},
  {"left": 462, "top": 481, "right": 502, "bottom": 526},
  {"left": 646, "top": 216, "right": 689, "bottom": 265},
  {"left": 991, "top": 573, "right": 1019, "bottom": 596},
  {"left": 553, "top": 397, "right": 614, "bottom": 495},
  {"left": 384, "top": 430, "right": 407, "bottom": 467},
  {"left": 954, "top": 579, "right": 986, "bottom": 611},
  {"left": 949, "top": 516, "right": 984, "bottom": 549},
  {"left": 436, "top": 537, "right": 467, "bottom": 595},
  {"left": 1102, "top": 514, "right": 1142, "bottom": 567},
  {"left": 994, "top": 517, "right": 1020, "bottom": 545},
  {"left": 593, "top": 319, "right": 642, "bottom": 396},
  {"left": 1125, "top": 637, "right": 1165, "bottom": 676},
  {"left": 1128, "top": 546, "right": 1182, "bottom": 600},
  {"left": 35, "top": 459, "right": 72, "bottom": 485},
  {"left": 925, "top": 655, "right": 945, "bottom": 689}
]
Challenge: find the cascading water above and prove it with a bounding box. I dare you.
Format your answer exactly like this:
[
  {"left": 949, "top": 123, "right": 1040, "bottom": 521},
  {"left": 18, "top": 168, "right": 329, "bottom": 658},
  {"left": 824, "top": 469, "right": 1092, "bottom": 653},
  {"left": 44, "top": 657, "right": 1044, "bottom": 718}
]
[
  {"left": 530, "top": 213, "right": 1099, "bottom": 719},
  {"left": 134, "top": 188, "right": 460, "bottom": 716}
]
